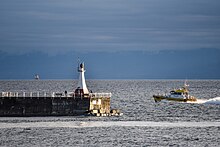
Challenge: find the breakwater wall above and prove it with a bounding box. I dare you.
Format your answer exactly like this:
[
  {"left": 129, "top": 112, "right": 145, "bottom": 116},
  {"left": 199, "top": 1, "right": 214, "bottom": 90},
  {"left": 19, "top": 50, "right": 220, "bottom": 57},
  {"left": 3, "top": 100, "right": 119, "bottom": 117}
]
[{"left": 0, "top": 92, "right": 111, "bottom": 116}]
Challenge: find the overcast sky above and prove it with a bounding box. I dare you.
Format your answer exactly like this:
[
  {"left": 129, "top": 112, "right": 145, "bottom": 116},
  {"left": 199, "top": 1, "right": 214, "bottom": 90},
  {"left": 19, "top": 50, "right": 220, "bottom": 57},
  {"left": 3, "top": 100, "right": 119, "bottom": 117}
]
[
  {"left": 1, "top": 0, "right": 220, "bottom": 54},
  {"left": 0, "top": 0, "right": 220, "bottom": 79}
]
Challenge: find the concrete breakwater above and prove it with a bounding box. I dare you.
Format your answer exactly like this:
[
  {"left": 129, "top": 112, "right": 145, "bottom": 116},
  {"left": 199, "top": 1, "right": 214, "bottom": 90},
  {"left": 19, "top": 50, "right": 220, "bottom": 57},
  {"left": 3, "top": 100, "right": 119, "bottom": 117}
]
[
  {"left": 0, "top": 92, "right": 114, "bottom": 116},
  {"left": 0, "top": 62, "right": 122, "bottom": 117}
]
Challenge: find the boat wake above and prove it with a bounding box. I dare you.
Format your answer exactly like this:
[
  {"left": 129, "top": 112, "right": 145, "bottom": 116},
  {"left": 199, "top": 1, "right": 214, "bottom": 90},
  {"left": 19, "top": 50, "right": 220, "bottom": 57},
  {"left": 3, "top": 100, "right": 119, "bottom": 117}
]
[
  {"left": 188, "top": 97, "right": 220, "bottom": 105},
  {"left": 0, "top": 121, "right": 219, "bottom": 129}
]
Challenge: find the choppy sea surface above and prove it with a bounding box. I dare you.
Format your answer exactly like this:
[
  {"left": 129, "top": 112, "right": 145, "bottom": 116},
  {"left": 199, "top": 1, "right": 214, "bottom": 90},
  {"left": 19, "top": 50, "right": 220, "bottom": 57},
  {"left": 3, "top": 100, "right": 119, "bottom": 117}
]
[{"left": 0, "top": 80, "right": 219, "bottom": 146}]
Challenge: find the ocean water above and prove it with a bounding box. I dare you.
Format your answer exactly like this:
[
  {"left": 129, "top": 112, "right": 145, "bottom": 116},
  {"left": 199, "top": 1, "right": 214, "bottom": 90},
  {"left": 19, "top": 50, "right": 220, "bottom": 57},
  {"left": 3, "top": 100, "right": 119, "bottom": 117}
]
[{"left": 0, "top": 80, "right": 219, "bottom": 146}]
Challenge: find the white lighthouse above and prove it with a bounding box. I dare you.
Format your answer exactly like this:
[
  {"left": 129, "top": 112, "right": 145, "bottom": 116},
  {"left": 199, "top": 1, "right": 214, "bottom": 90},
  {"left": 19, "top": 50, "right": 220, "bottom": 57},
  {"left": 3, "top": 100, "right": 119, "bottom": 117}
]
[{"left": 75, "top": 62, "right": 89, "bottom": 95}]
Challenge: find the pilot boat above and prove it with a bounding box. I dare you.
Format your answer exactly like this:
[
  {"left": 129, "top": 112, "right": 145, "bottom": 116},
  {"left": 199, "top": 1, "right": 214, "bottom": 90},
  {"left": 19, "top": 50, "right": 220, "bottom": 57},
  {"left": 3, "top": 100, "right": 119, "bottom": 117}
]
[{"left": 153, "top": 82, "right": 197, "bottom": 103}]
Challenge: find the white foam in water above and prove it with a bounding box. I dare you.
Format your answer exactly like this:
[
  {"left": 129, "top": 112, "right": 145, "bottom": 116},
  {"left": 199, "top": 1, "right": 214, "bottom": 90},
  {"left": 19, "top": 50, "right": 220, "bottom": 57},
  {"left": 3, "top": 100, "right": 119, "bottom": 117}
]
[
  {"left": 188, "top": 97, "right": 220, "bottom": 104},
  {"left": 204, "top": 97, "right": 220, "bottom": 104},
  {"left": 0, "top": 121, "right": 219, "bottom": 128}
]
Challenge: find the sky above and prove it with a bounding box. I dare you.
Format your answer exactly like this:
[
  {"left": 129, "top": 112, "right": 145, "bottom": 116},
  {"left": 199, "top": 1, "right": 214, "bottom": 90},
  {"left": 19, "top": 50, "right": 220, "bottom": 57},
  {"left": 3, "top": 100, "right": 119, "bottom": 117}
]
[{"left": 0, "top": 0, "right": 220, "bottom": 79}]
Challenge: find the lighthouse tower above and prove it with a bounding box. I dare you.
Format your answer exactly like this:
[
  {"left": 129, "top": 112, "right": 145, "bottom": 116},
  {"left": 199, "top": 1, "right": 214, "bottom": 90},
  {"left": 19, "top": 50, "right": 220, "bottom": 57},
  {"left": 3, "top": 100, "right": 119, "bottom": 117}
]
[{"left": 75, "top": 62, "right": 89, "bottom": 95}]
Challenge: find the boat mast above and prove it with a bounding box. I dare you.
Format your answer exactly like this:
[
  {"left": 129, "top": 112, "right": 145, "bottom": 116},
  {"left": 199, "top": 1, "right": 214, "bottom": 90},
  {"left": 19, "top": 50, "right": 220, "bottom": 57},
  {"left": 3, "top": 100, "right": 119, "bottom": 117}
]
[
  {"left": 184, "top": 80, "right": 189, "bottom": 94},
  {"left": 184, "top": 80, "right": 189, "bottom": 88}
]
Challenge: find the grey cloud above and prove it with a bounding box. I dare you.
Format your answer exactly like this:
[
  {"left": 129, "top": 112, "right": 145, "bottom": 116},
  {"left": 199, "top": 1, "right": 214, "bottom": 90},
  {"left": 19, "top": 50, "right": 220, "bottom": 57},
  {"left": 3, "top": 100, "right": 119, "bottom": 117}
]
[{"left": 0, "top": 0, "right": 220, "bottom": 54}]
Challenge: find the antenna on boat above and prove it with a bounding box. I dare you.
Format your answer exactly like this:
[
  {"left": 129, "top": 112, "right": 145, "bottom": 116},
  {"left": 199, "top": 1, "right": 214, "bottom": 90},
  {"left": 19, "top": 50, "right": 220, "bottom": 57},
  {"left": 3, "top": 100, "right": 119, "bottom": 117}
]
[
  {"left": 184, "top": 79, "right": 189, "bottom": 87},
  {"left": 184, "top": 80, "right": 190, "bottom": 93}
]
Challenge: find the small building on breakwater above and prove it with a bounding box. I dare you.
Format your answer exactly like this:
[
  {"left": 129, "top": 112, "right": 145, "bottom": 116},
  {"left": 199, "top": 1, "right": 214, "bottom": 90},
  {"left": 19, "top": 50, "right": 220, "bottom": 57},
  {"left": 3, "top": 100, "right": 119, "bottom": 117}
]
[{"left": 0, "top": 62, "right": 121, "bottom": 116}]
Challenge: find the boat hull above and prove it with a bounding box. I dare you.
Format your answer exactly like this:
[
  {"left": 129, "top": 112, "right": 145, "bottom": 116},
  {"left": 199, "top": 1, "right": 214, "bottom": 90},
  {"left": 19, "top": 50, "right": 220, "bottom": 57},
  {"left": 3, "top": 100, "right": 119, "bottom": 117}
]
[{"left": 153, "top": 95, "right": 197, "bottom": 103}]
